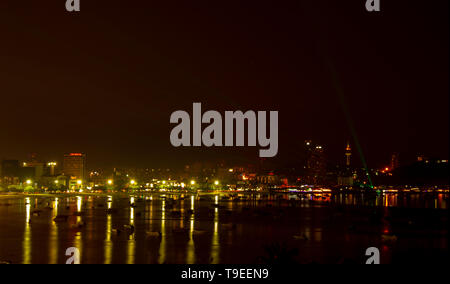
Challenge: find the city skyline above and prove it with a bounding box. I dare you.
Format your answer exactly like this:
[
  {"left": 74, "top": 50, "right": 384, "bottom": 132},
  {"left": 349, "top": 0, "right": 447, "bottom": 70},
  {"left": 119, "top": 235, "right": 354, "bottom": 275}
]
[{"left": 2, "top": 139, "right": 445, "bottom": 173}]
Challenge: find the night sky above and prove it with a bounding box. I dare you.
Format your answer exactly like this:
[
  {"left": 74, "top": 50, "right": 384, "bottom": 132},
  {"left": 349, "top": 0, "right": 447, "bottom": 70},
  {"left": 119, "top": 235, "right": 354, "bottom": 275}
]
[{"left": 0, "top": 0, "right": 448, "bottom": 170}]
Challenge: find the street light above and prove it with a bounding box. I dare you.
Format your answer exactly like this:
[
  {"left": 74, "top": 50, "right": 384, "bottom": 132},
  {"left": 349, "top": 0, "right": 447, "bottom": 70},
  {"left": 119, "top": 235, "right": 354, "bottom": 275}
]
[
  {"left": 77, "top": 180, "right": 82, "bottom": 185},
  {"left": 130, "top": 180, "right": 136, "bottom": 185},
  {"left": 47, "top": 162, "right": 57, "bottom": 176},
  {"left": 26, "top": 180, "right": 32, "bottom": 185},
  {"left": 107, "top": 179, "right": 113, "bottom": 185},
  {"left": 190, "top": 180, "right": 196, "bottom": 185},
  {"left": 214, "top": 180, "right": 219, "bottom": 186}
]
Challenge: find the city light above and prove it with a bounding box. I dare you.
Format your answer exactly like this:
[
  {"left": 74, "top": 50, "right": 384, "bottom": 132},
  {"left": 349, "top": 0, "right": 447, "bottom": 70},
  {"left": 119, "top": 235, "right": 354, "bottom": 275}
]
[
  {"left": 190, "top": 180, "right": 196, "bottom": 185},
  {"left": 77, "top": 180, "right": 82, "bottom": 185},
  {"left": 26, "top": 180, "right": 32, "bottom": 185},
  {"left": 107, "top": 179, "right": 113, "bottom": 185},
  {"left": 130, "top": 180, "right": 136, "bottom": 185},
  {"left": 69, "top": 153, "right": 83, "bottom": 157},
  {"left": 54, "top": 180, "right": 59, "bottom": 184},
  {"left": 214, "top": 180, "right": 219, "bottom": 186}
]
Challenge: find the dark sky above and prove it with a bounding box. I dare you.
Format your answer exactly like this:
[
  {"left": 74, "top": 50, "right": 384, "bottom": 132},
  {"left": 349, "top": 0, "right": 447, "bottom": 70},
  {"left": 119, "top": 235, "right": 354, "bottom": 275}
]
[{"left": 0, "top": 0, "right": 448, "bottom": 170}]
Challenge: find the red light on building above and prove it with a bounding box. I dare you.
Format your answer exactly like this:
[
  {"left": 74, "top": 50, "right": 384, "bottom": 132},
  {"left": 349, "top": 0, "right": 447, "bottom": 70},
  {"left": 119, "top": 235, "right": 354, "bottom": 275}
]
[{"left": 69, "top": 153, "right": 83, "bottom": 156}]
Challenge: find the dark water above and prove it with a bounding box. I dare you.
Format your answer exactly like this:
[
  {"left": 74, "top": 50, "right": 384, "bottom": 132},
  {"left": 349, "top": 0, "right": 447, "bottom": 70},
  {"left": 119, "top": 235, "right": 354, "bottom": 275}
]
[{"left": 0, "top": 192, "right": 448, "bottom": 264}]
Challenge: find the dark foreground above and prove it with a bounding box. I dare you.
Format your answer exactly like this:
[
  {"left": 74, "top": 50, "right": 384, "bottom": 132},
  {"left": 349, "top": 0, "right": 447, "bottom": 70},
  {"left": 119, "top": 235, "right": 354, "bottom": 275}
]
[{"left": 0, "top": 192, "right": 448, "bottom": 264}]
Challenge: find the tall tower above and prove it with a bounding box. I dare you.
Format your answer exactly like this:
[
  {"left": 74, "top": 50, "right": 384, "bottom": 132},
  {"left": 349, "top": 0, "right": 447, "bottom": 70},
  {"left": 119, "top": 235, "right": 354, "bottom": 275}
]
[{"left": 345, "top": 142, "right": 352, "bottom": 167}]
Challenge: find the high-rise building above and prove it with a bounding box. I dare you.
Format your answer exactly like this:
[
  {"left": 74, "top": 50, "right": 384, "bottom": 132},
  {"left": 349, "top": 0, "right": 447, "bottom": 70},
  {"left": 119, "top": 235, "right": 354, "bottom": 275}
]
[
  {"left": 304, "top": 140, "right": 326, "bottom": 185},
  {"left": 63, "top": 153, "right": 86, "bottom": 181},
  {"left": 345, "top": 142, "right": 352, "bottom": 167},
  {"left": 391, "top": 153, "right": 400, "bottom": 170}
]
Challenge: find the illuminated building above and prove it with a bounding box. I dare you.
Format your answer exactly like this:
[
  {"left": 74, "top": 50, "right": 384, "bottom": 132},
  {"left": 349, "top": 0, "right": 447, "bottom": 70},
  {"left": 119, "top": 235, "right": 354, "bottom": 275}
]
[
  {"left": 304, "top": 140, "right": 327, "bottom": 185},
  {"left": 417, "top": 155, "right": 427, "bottom": 162},
  {"left": 63, "top": 153, "right": 86, "bottom": 181},
  {"left": 338, "top": 142, "right": 354, "bottom": 186},
  {"left": 257, "top": 172, "right": 278, "bottom": 185},
  {"left": 1, "top": 160, "right": 20, "bottom": 185},
  {"left": 345, "top": 142, "right": 352, "bottom": 167}
]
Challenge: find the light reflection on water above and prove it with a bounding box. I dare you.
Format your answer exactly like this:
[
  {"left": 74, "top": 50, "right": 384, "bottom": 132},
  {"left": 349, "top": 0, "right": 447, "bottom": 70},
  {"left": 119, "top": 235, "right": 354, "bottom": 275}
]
[
  {"left": 74, "top": 196, "right": 83, "bottom": 262},
  {"left": 104, "top": 196, "right": 113, "bottom": 264},
  {"left": 158, "top": 199, "right": 166, "bottom": 264},
  {"left": 211, "top": 204, "right": 220, "bottom": 264},
  {"left": 0, "top": 192, "right": 447, "bottom": 264},
  {"left": 49, "top": 198, "right": 58, "bottom": 264},
  {"left": 127, "top": 196, "right": 136, "bottom": 265},
  {"left": 186, "top": 195, "right": 196, "bottom": 264},
  {"left": 22, "top": 197, "right": 31, "bottom": 264}
]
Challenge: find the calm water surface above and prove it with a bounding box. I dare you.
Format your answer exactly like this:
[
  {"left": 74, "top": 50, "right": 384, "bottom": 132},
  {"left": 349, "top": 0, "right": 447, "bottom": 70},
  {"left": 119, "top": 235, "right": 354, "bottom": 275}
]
[{"left": 0, "top": 192, "right": 448, "bottom": 264}]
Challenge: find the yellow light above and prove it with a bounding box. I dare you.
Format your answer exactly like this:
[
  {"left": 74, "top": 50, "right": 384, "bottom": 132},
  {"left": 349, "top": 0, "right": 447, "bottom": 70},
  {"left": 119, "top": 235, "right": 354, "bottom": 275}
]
[
  {"left": 130, "top": 180, "right": 136, "bottom": 185},
  {"left": 77, "top": 180, "right": 82, "bottom": 185},
  {"left": 26, "top": 180, "right": 32, "bottom": 185},
  {"left": 55, "top": 180, "right": 59, "bottom": 184},
  {"left": 190, "top": 180, "right": 195, "bottom": 185},
  {"left": 107, "top": 179, "right": 113, "bottom": 185},
  {"left": 162, "top": 181, "right": 166, "bottom": 185},
  {"left": 228, "top": 169, "right": 233, "bottom": 172},
  {"left": 214, "top": 180, "right": 219, "bottom": 186},
  {"left": 181, "top": 183, "right": 185, "bottom": 188}
]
